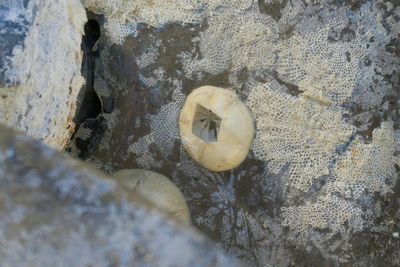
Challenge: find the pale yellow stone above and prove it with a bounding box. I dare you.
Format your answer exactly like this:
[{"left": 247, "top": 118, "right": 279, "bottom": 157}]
[
  {"left": 179, "top": 86, "right": 254, "bottom": 171},
  {"left": 113, "top": 169, "right": 190, "bottom": 224}
]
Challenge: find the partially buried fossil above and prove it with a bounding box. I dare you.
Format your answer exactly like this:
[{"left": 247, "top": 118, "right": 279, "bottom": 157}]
[{"left": 112, "top": 169, "right": 190, "bottom": 224}]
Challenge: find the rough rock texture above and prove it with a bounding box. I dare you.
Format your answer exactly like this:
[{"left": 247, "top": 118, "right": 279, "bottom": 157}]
[
  {"left": 69, "top": 0, "right": 400, "bottom": 266},
  {"left": 0, "top": 124, "right": 240, "bottom": 267},
  {"left": 247, "top": 81, "right": 355, "bottom": 191},
  {"left": 0, "top": 0, "right": 86, "bottom": 150}
]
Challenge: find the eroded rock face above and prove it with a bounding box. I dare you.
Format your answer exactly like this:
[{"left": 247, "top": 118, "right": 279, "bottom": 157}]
[
  {"left": 0, "top": 0, "right": 86, "bottom": 150},
  {"left": 0, "top": 125, "right": 240, "bottom": 267}
]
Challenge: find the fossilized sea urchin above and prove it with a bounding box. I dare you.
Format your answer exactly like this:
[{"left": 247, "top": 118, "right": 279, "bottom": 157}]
[
  {"left": 179, "top": 86, "right": 254, "bottom": 171},
  {"left": 113, "top": 169, "right": 190, "bottom": 224}
]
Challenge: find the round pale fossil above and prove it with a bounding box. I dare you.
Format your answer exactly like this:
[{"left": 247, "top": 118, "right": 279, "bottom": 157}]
[
  {"left": 179, "top": 86, "right": 254, "bottom": 171},
  {"left": 112, "top": 169, "right": 190, "bottom": 224}
]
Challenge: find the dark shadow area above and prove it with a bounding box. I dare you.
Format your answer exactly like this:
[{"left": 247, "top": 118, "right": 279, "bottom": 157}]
[
  {"left": 258, "top": 0, "right": 288, "bottom": 21},
  {"left": 67, "top": 117, "right": 107, "bottom": 160},
  {"left": 74, "top": 19, "right": 102, "bottom": 124},
  {"left": 192, "top": 105, "right": 221, "bottom": 143},
  {"left": 65, "top": 17, "right": 107, "bottom": 159}
]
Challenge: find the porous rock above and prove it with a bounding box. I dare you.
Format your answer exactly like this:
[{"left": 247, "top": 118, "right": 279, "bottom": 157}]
[{"left": 0, "top": 0, "right": 86, "bottom": 150}]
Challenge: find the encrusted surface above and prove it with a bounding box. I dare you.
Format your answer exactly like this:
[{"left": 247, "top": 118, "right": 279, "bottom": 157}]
[
  {"left": 282, "top": 122, "right": 397, "bottom": 236},
  {"left": 71, "top": 0, "right": 400, "bottom": 266},
  {"left": 247, "top": 80, "right": 355, "bottom": 191}
]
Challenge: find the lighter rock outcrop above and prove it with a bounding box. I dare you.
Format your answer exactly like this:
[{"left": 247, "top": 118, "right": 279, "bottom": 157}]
[{"left": 0, "top": 0, "right": 86, "bottom": 149}]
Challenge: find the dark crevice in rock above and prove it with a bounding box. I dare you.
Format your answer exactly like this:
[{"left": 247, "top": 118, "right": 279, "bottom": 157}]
[
  {"left": 74, "top": 18, "right": 102, "bottom": 125},
  {"left": 65, "top": 117, "right": 107, "bottom": 160},
  {"left": 66, "top": 15, "right": 107, "bottom": 159},
  {"left": 84, "top": 19, "right": 101, "bottom": 49}
]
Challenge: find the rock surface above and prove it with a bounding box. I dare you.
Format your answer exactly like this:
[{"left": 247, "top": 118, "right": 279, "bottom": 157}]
[
  {"left": 71, "top": 1, "right": 400, "bottom": 266},
  {"left": 0, "top": 124, "right": 240, "bottom": 267},
  {"left": 0, "top": 0, "right": 86, "bottom": 150}
]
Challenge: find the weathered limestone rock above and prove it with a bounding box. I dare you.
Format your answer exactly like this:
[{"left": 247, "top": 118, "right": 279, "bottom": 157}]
[
  {"left": 0, "top": 124, "right": 240, "bottom": 267},
  {"left": 0, "top": 0, "right": 86, "bottom": 150}
]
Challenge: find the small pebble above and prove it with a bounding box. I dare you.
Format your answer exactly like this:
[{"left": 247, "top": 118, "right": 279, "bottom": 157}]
[{"left": 393, "top": 232, "right": 399, "bottom": 239}]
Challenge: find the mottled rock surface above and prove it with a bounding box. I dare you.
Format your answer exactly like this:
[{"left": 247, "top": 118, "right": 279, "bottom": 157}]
[
  {"left": 0, "top": 124, "right": 240, "bottom": 267},
  {"left": 69, "top": 0, "right": 400, "bottom": 266},
  {"left": 0, "top": 0, "right": 86, "bottom": 149}
]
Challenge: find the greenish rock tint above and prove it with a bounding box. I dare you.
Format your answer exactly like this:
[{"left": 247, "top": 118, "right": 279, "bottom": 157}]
[{"left": 0, "top": 124, "right": 241, "bottom": 267}]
